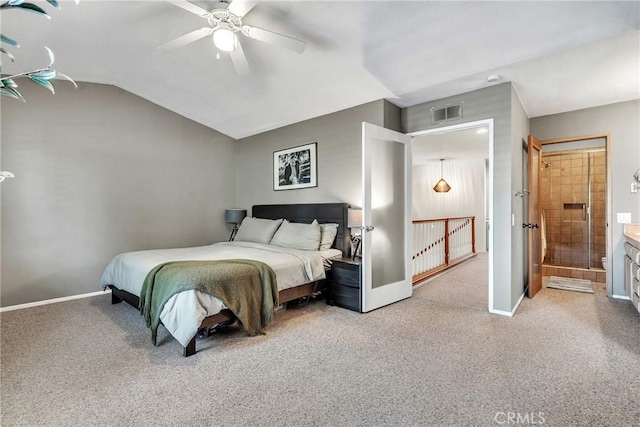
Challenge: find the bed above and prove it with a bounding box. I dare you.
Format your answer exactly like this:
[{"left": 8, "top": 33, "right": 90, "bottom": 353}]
[{"left": 100, "top": 203, "right": 350, "bottom": 356}]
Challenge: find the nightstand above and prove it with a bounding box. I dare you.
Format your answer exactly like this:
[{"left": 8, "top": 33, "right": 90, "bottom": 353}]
[{"left": 327, "top": 257, "right": 362, "bottom": 312}]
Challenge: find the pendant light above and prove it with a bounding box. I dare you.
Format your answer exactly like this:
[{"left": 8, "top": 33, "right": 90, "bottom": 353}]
[{"left": 433, "top": 159, "right": 451, "bottom": 193}]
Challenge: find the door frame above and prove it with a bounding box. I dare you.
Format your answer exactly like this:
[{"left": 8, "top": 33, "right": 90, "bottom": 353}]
[
  {"left": 409, "top": 118, "right": 495, "bottom": 312},
  {"left": 527, "top": 135, "right": 543, "bottom": 298},
  {"left": 538, "top": 133, "right": 612, "bottom": 297}
]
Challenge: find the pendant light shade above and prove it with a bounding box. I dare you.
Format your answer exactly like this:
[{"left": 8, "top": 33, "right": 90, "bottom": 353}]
[{"left": 433, "top": 159, "right": 451, "bottom": 193}]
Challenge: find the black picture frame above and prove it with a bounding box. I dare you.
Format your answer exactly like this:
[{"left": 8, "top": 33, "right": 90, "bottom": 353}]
[{"left": 273, "top": 142, "right": 317, "bottom": 191}]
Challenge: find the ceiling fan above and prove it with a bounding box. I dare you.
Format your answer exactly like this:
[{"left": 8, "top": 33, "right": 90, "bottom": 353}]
[{"left": 158, "top": 0, "right": 306, "bottom": 74}]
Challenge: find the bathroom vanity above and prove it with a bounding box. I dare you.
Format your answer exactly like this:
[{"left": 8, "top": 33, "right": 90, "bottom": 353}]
[{"left": 623, "top": 224, "right": 640, "bottom": 314}]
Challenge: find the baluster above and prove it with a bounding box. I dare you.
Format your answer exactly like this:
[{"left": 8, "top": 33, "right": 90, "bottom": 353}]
[
  {"left": 420, "top": 222, "right": 424, "bottom": 274},
  {"left": 413, "top": 223, "right": 420, "bottom": 276},
  {"left": 412, "top": 217, "right": 475, "bottom": 283}
]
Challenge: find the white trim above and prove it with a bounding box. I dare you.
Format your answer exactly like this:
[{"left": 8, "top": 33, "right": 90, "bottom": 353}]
[
  {"left": 611, "top": 294, "right": 631, "bottom": 301},
  {"left": 489, "top": 308, "right": 514, "bottom": 317},
  {"left": 409, "top": 118, "right": 495, "bottom": 313},
  {"left": 605, "top": 134, "right": 612, "bottom": 297},
  {"left": 489, "top": 292, "right": 525, "bottom": 317},
  {"left": 0, "top": 289, "right": 111, "bottom": 313}
]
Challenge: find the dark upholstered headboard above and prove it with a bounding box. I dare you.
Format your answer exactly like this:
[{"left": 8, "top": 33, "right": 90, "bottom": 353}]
[{"left": 252, "top": 203, "right": 351, "bottom": 256}]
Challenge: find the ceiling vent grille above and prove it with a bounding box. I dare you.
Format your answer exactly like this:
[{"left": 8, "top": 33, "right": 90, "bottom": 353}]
[{"left": 430, "top": 102, "right": 463, "bottom": 124}]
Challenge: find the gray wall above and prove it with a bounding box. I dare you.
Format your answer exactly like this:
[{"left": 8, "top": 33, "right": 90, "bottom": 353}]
[
  {"left": 383, "top": 100, "right": 402, "bottom": 133},
  {"left": 401, "top": 83, "right": 516, "bottom": 313},
  {"left": 4, "top": 81, "right": 635, "bottom": 312},
  {"left": 1, "top": 82, "right": 237, "bottom": 307},
  {"left": 530, "top": 100, "right": 640, "bottom": 297},
  {"left": 236, "top": 100, "right": 388, "bottom": 212}
]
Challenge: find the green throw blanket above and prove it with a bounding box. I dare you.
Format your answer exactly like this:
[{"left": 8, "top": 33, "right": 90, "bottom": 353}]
[{"left": 139, "top": 259, "right": 279, "bottom": 345}]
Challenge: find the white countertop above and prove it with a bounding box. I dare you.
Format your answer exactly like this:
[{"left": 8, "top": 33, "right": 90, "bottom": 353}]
[{"left": 623, "top": 224, "right": 640, "bottom": 247}]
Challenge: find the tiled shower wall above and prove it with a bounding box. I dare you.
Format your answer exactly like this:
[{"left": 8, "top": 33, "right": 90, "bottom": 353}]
[{"left": 540, "top": 149, "right": 606, "bottom": 270}]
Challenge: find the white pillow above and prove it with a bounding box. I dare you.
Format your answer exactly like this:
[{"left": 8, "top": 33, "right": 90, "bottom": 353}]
[
  {"left": 317, "top": 222, "right": 339, "bottom": 251},
  {"left": 235, "top": 217, "right": 283, "bottom": 244},
  {"left": 270, "top": 219, "right": 321, "bottom": 251}
]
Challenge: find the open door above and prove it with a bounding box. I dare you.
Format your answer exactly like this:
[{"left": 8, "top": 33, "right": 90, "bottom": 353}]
[
  {"left": 361, "top": 122, "right": 412, "bottom": 312},
  {"left": 527, "top": 135, "right": 542, "bottom": 297}
]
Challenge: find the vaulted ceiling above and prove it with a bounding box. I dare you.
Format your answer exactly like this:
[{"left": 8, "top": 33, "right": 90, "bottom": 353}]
[{"left": 2, "top": 1, "right": 639, "bottom": 139}]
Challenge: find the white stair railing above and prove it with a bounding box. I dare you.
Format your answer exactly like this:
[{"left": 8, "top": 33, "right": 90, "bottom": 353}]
[{"left": 412, "top": 217, "right": 475, "bottom": 284}]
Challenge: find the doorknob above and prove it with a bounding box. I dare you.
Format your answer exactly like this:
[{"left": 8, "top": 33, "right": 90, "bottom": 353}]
[{"left": 363, "top": 226, "right": 375, "bottom": 232}]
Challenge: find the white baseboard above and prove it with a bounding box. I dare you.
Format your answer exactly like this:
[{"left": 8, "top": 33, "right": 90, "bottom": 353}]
[
  {"left": 611, "top": 294, "right": 631, "bottom": 301},
  {"left": 489, "top": 308, "right": 514, "bottom": 317},
  {"left": 489, "top": 292, "right": 525, "bottom": 317},
  {"left": 0, "top": 289, "right": 111, "bottom": 313}
]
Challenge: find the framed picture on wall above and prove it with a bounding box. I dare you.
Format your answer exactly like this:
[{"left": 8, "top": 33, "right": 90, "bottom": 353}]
[{"left": 273, "top": 142, "right": 317, "bottom": 191}]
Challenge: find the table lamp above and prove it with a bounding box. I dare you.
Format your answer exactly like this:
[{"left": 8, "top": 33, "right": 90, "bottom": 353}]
[
  {"left": 347, "top": 208, "right": 362, "bottom": 260},
  {"left": 225, "top": 209, "right": 247, "bottom": 241}
]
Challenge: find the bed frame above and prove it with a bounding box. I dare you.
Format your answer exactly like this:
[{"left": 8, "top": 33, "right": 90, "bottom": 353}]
[{"left": 109, "top": 202, "right": 350, "bottom": 357}]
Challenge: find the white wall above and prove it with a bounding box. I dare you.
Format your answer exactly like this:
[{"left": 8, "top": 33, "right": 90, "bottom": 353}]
[
  {"left": 1, "top": 82, "right": 237, "bottom": 307},
  {"left": 413, "top": 159, "right": 487, "bottom": 252}
]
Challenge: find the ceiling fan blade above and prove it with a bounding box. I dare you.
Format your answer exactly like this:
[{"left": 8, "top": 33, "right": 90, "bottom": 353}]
[
  {"left": 229, "top": 40, "right": 250, "bottom": 75},
  {"left": 242, "top": 25, "right": 306, "bottom": 54},
  {"left": 228, "top": 0, "right": 258, "bottom": 18},
  {"left": 167, "top": 0, "right": 211, "bottom": 18},
  {"left": 157, "top": 27, "right": 213, "bottom": 51}
]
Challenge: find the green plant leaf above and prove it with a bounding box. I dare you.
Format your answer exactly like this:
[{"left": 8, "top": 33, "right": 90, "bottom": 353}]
[
  {"left": 11, "top": 3, "right": 51, "bottom": 19},
  {"left": 29, "top": 75, "right": 55, "bottom": 94},
  {"left": 1, "top": 78, "right": 18, "bottom": 88},
  {"left": 0, "top": 47, "right": 15, "bottom": 61},
  {"left": 1, "top": 86, "right": 25, "bottom": 102},
  {"left": 56, "top": 71, "right": 77, "bottom": 88},
  {"left": 1, "top": 33, "right": 20, "bottom": 47},
  {"left": 32, "top": 69, "right": 56, "bottom": 80},
  {"left": 45, "top": 0, "right": 59, "bottom": 9}
]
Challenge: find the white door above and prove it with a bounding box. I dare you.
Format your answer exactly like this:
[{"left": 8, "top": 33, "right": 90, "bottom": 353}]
[{"left": 361, "top": 122, "right": 412, "bottom": 312}]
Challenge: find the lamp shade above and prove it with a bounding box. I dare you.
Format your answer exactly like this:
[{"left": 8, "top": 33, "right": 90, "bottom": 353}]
[
  {"left": 347, "top": 209, "right": 362, "bottom": 228},
  {"left": 433, "top": 159, "right": 451, "bottom": 193},
  {"left": 225, "top": 209, "right": 247, "bottom": 225},
  {"left": 213, "top": 28, "right": 237, "bottom": 52},
  {"left": 433, "top": 178, "right": 451, "bottom": 193}
]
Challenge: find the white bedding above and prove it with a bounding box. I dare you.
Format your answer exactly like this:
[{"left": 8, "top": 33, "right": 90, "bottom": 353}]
[{"left": 100, "top": 241, "right": 341, "bottom": 347}]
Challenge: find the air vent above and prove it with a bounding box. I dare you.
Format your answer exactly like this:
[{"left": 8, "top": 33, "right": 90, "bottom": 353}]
[{"left": 430, "top": 102, "right": 463, "bottom": 124}]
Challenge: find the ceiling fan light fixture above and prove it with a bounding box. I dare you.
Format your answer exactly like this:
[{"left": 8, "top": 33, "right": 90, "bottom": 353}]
[{"left": 213, "top": 28, "right": 237, "bottom": 52}]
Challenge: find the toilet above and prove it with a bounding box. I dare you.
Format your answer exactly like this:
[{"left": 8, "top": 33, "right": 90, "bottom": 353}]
[{"left": 601, "top": 257, "right": 607, "bottom": 271}]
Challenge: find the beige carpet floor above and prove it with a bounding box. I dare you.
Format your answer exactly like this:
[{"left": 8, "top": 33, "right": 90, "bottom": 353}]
[{"left": 1, "top": 253, "right": 639, "bottom": 426}]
